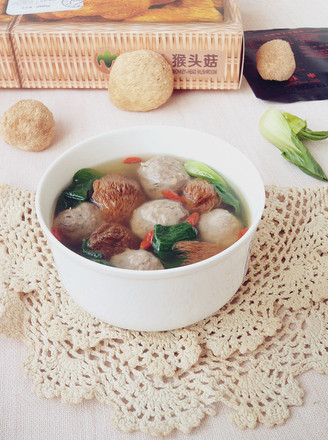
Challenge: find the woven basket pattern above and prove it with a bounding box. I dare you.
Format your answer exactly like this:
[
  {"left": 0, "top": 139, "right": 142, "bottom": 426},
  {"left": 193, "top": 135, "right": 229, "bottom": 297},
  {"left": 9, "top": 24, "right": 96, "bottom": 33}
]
[
  {"left": 0, "top": 25, "right": 20, "bottom": 88},
  {"left": 10, "top": 0, "right": 243, "bottom": 90}
]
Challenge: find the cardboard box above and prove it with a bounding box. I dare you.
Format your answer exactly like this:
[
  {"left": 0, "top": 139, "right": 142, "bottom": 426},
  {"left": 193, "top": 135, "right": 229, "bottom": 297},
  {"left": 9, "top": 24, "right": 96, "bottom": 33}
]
[{"left": 2, "top": 0, "right": 244, "bottom": 90}]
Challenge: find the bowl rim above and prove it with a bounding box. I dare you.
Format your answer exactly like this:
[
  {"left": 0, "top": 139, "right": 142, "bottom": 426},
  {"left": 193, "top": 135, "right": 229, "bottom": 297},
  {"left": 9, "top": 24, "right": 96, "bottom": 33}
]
[{"left": 35, "top": 125, "right": 266, "bottom": 279}]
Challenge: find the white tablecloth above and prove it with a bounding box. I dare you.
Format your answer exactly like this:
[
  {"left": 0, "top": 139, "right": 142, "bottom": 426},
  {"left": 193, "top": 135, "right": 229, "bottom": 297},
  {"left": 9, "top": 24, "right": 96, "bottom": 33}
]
[{"left": 1, "top": 1, "right": 328, "bottom": 438}]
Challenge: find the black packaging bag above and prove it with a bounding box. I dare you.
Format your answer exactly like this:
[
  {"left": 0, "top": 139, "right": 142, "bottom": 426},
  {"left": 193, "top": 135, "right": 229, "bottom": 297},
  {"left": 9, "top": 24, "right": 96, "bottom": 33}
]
[{"left": 243, "top": 28, "right": 328, "bottom": 102}]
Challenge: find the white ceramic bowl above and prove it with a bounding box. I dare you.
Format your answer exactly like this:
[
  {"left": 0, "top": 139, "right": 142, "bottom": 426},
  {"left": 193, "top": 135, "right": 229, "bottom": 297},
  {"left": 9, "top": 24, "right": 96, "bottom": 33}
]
[{"left": 36, "top": 126, "right": 265, "bottom": 332}]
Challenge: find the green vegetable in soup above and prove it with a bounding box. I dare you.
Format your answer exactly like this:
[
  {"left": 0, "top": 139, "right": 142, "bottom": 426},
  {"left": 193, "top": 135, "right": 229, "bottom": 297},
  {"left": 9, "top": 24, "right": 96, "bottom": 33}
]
[
  {"left": 259, "top": 107, "right": 328, "bottom": 182},
  {"left": 81, "top": 239, "right": 113, "bottom": 266},
  {"left": 56, "top": 168, "right": 103, "bottom": 213},
  {"left": 152, "top": 222, "right": 198, "bottom": 269},
  {"left": 184, "top": 160, "right": 241, "bottom": 216},
  {"left": 283, "top": 112, "right": 328, "bottom": 141}
]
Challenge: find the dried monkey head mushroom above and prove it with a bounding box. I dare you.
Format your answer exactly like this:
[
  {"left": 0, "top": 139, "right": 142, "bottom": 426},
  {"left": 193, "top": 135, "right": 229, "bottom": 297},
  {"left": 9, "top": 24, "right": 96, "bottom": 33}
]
[
  {"left": 108, "top": 50, "right": 174, "bottom": 112},
  {"left": 256, "top": 39, "right": 296, "bottom": 81},
  {"left": 0, "top": 99, "right": 55, "bottom": 152}
]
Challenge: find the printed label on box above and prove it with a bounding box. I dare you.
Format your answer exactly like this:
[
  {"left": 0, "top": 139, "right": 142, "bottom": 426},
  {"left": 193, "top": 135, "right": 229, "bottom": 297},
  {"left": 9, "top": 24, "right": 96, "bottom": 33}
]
[
  {"left": 95, "top": 48, "right": 118, "bottom": 74},
  {"left": 6, "top": 0, "right": 83, "bottom": 16},
  {"left": 164, "top": 50, "right": 226, "bottom": 80},
  {"left": 95, "top": 48, "right": 226, "bottom": 81}
]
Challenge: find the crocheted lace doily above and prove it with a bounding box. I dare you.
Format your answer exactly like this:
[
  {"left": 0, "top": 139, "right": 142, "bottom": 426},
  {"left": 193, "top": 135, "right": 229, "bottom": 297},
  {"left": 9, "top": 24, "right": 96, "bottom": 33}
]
[{"left": 1, "top": 184, "right": 328, "bottom": 436}]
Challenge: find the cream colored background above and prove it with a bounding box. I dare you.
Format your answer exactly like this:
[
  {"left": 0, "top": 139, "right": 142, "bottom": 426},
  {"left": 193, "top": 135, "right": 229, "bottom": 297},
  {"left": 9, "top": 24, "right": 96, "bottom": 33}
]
[{"left": 1, "top": 0, "right": 328, "bottom": 438}]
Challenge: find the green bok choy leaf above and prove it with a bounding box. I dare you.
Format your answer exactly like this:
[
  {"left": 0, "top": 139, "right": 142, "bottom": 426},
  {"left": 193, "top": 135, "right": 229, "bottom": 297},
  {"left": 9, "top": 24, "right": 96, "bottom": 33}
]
[
  {"left": 184, "top": 160, "right": 241, "bottom": 216},
  {"left": 81, "top": 239, "right": 113, "bottom": 266},
  {"left": 55, "top": 168, "right": 103, "bottom": 213},
  {"left": 283, "top": 112, "right": 328, "bottom": 141},
  {"left": 152, "top": 222, "right": 198, "bottom": 269},
  {"left": 259, "top": 107, "right": 328, "bottom": 182}
]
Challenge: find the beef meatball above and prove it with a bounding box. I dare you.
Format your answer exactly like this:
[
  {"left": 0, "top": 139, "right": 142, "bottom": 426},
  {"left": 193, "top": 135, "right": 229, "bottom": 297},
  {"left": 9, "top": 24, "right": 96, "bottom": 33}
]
[
  {"left": 183, "top": 178, "right": 221, "bottom": 213},
  {"left": 198, "top": 209, "right": 242, "bottom": 249},
  {"left": 130, "top": 199, "right": 189, "bottom": 239},
  {"left": 88, "top": 223, "right": 140, "bottom": 259},
  {"left": 110, "top": 249, "right": 164, "bottom": 270},
  {"left": 52, "top": 202, "right": 104, "bottom": 245},
  {"left": 92, "top": 173, "right": 146, "bottom": 223},
  {"left": 137, "top": 155, "right": 190, "bottom": 199}
]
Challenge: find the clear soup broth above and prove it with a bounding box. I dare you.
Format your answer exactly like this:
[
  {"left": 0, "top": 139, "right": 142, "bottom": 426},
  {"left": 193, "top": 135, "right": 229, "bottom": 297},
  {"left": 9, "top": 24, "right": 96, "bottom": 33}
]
[{"left": 52, "top": 155, "right": 249, "bottom": 270}]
